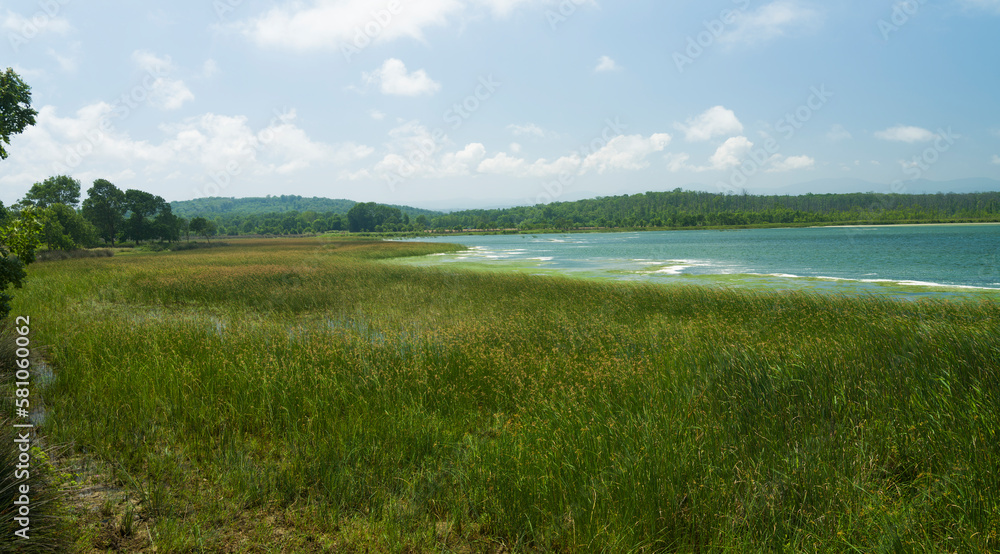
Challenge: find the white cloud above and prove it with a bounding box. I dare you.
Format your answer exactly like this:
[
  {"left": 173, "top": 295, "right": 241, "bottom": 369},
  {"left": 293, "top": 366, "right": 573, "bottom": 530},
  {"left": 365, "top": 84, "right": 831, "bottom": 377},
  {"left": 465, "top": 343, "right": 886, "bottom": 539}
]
[
  {"left": 874, "top": 125, "right": 938, "bottom": 143},
  {"left": 369, "top": 109, "right": 386, "bottom": 120},
  {"left": 959, "top": 0, "right": 1000, "bottom": 14},
  {"left": 766, "top": 154, "right": 815, "bottom": 172},
  {"left": 440, "top": 143, "right": 487, "bottom": 176},
  {"left": 131, "top": 50, "right": 195, "bottom": 110},
  {"left": 348, "top": 123, "right": 669, "bottom": 183},
  {"left": 476, "top": 153, "right": 582, "bottom": 178},
  {"left": 236, "top": 0, "right": 598, "bottom": 52},
  {"left": 362, "top": 58, "right": 440, "bottom": 96},
  {"left": 708, "top": 136, "right": 753, "bottom": 170},
  {"left": 2, "top": 9, "right": 72, "bottom": 36},
  {"left": 48, "top": 42, "right": 81, "bottom": 73},
  {"left": 507, "top": 123, "right": 547, "bottom": 138},
  {"left": 675, "top": 106, "right": 744, "bottom": 142},
  {"left": 478, "top": 152, "right": 526, "bottom": 175},
  {"left": 0, "top": 102, "right": 368, "bottom": 196},
  {"left": 721, "top": 1, "right": 823, "bottom": 45},
  {"left": 991, "top": 154, "right": 1000, "bottom": 165},
  {"left": 827, "top": 124, "right": 852, "bottom": 141},
  {"left": 667, "top": 139, "right": 813, "bottom": 174},
  {"left": 235, "top": 0, "right": 588, "bottom": 53},
  {"left": 236, "top": 0, "right": 462, "bottom": 52},
  {"left": 202, "top": 59, "right": 219, "bottom": 78},
  {"left": 581, "top": 133, "right": 672, "bottom": 173},
  {"left": 10, "top": 65, "right": 46, "bottom": 80},
  {"left": 594, "top": 55, "right": 620, "bottom": 72}
]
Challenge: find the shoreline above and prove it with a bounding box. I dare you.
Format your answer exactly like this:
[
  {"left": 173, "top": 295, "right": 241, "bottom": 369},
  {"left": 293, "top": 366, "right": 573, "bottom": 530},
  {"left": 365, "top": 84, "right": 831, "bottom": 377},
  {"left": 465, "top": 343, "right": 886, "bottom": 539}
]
[{"left": 818, "top": 221, "right": 1000, "bottom": 228}]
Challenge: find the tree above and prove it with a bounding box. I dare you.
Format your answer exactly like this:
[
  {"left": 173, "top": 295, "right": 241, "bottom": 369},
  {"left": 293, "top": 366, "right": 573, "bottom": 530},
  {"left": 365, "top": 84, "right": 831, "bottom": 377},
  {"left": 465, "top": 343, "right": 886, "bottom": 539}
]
[
  {"left": 0, "top": 68, "right": 38, "bottom": 161},
  {"left": 82, "top": 179, "right": 126, "bottom": 246},
  {"left": 123, "top": 189, "right": 170, "bottom": 243},
  {"left": 55, "top": 204, "right": 98, "bottom": 248},
  {"left": 347, "top": 202, "right": 403, "bottom": 232},
  {"left": 189, "top": 217, "right": 217, "bottom": 241},
  {"left": 21, "top": 175, "right": 81, "bottom": 208},
  {"left": 0, "top": 206, "right": 43, "bottom": 319}
]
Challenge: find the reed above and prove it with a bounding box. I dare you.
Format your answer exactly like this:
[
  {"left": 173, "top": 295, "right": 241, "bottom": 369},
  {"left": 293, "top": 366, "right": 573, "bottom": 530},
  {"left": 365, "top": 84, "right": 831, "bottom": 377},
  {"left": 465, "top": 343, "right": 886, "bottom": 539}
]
[{"left": 9, "top": 237, "right": 999, "bottom": 552}]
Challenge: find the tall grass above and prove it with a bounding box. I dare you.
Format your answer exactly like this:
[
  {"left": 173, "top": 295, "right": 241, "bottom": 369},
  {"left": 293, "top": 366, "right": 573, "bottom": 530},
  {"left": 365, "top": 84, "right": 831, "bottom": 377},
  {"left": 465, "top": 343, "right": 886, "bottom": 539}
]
[
  {"left": 0, "top": 320, "right": 70, "bottom": 553},
  {"left": 10, "top": 237, "right": 1000, "bottom": 551}
]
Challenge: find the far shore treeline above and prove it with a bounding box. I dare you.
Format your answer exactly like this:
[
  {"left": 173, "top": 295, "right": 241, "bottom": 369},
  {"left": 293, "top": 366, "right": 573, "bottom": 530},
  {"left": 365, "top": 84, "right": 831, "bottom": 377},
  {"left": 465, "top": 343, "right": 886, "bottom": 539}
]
[
  {"left": 10, "top": 176, "right": 1000, "bottom": 248},
  {"left": 172, "top": 188, "right": 1000, "bottom": 235}
]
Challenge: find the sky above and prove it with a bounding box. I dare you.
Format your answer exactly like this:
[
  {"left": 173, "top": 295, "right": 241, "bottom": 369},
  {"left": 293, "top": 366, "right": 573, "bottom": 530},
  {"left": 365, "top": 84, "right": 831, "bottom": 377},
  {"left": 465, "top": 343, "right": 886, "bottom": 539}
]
[{"left": 3, "top": 0, "right": 1000, "bottom": 210}]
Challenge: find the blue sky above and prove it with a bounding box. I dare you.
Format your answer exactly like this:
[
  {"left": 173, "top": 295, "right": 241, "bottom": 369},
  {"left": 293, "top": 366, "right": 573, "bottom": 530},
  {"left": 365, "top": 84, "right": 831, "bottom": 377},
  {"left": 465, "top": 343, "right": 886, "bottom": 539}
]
[{"left": 3, "top": 0, "right": 1000, "bottom": 209}]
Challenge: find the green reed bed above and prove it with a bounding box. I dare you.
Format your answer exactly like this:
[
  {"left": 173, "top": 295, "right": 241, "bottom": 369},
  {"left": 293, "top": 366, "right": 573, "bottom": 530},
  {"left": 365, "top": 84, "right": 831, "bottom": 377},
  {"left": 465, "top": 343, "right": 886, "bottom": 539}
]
[{"left": 10, "top": 238, "right": 1000, "bottom": 552}]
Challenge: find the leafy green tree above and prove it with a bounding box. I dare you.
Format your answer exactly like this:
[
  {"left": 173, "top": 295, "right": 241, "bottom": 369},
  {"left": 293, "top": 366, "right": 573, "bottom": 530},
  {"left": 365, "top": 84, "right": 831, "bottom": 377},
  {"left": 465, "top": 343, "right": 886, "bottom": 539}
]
[
  {"left": 82, "top": 179, "right": 126, "bottom": 246},
  {"left": 21, "top": 175, "right": 81, "bottom": 208},
  {"left": 40, "top": 204, "right": 99, "bottom": 250},
  {"left": 0, "top": 206, "right": 43, "bottom": 319},
  {"left": 347, "top": 202, "right": 403, "bottom": 232},
  {"left": 153, "top": 206, "right": 181, "bottom": 242},
  {"left": 124, "top": 189, "right": 172, "bottom": 243},
  {"left": 189, "top": 217, "right": 217, "bottom": 241},
  {"left": 0, "top": 68, "right": 38, "bottom": 161}
]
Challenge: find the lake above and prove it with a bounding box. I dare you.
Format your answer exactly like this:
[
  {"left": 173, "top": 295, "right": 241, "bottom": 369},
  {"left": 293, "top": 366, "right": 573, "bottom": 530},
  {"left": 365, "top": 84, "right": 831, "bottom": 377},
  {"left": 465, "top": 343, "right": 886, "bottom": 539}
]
[{"left": 398, "top": 224, "right": 1000, "bottom": 299}]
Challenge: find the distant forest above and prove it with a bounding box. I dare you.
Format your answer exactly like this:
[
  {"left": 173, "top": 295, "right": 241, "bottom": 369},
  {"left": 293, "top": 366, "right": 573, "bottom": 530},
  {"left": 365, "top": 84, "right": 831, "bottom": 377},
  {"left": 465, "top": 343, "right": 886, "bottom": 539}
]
[
  {"left": 177, "top": 190, "right": 1000, "bottom": 235},
  {"left": 170, "top": 196, "right": 441, "bottom": 218}
]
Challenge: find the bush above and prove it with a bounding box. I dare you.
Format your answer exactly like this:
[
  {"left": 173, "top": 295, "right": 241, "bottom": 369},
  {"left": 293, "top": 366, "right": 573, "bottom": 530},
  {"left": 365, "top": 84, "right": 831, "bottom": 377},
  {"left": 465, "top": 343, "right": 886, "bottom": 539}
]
[{"left": 35, "top": 249, "right": 113, "bottom": 263}]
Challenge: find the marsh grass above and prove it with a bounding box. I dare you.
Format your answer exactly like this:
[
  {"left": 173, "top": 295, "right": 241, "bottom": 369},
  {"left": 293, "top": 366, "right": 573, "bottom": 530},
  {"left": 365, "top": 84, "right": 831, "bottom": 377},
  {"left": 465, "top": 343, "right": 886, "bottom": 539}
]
[
  {"left": 10, "top": 237, "right": 1000, "bottom": 552},
  {"left": 0, "top": 321, "right": 72, "bottom": 553}
]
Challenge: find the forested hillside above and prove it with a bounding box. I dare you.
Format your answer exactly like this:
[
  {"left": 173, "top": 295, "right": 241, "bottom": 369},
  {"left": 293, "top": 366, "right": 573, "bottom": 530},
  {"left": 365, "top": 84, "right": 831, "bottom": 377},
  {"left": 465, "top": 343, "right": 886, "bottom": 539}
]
[
  {"left": 436, "top": 189, "right": 1000, "bottom": 231},
  {"left": 172, "top": 189, "right": 1000, "bottom": 235},
  {"left": 170, "top": 195, "right": 441, "bottom": 219}
]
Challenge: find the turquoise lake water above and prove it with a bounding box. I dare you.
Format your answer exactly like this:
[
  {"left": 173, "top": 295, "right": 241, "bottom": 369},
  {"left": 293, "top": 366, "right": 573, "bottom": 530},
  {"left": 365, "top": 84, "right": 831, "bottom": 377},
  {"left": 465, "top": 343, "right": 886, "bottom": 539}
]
[{"left": 399, "top": 225, "right": 1000, "bottom": 299}]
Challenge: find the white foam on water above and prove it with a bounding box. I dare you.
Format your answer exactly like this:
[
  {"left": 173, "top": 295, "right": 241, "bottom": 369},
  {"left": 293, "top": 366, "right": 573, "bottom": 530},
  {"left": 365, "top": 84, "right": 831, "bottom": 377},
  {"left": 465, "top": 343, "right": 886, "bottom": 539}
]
[{"left": 654, "top": 265, "right": 692, "bottom": 275}]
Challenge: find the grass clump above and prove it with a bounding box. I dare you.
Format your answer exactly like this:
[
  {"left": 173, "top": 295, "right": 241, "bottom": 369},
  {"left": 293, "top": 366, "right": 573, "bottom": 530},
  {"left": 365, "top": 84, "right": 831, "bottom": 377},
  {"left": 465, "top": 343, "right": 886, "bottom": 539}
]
[
  {"left": 9, "top": 236, "right": 1000, "bottom": 552},
  {"left": 0, "top": 321, "right": 72, "bottom": 553}
]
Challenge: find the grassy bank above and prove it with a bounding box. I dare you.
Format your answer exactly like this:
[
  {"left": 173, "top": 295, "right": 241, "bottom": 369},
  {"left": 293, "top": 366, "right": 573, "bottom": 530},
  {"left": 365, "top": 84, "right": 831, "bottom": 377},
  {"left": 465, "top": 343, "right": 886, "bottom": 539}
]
[{"left": 9, "top": 237, "right": 1000, "bottom": 551}]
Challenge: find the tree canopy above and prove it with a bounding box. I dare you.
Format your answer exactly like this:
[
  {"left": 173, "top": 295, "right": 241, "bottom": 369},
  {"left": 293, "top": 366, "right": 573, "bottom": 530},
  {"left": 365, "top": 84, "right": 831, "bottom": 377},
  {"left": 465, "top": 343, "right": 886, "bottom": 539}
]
[
  {"left": 0, "top": 67, "right": 37, "bottom": 160},
  {"left": 82, "top": 179, "right": 126, "bottom": 246},
  {"left": 347, "top": 202, "right": 403, "bottom": 232},
  {"left": 0, "top": 206, "right": 43, "bottom": 319},
  {"left": 22, "top": 175, "right": 82, "bottom": 208}
]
